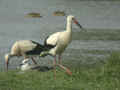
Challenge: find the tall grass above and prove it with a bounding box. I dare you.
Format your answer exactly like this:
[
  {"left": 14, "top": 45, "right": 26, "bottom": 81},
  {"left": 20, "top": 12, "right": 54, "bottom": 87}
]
[{"left": 0, "top": 52, "right": 120, "bottom": 90}]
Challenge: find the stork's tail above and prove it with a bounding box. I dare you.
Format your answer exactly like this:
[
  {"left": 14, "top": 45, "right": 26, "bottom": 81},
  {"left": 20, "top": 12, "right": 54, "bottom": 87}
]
[
  {"left": 39, "top": 45, "right": 54, "bottom": 57},
  {"left": 40, "top": 51, "right": 50, "bottom": 57}
]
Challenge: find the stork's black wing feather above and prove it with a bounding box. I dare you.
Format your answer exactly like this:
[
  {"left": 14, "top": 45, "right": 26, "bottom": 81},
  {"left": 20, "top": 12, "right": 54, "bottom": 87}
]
[
  {"left": 44, "top": 36, "right": 49, "bottom": 46},
  {"left": 44, "top": 36, "right": 56, "bottom": 49},
  {"left": 25, "top": 40, "right": 47, "bottom": 55}
]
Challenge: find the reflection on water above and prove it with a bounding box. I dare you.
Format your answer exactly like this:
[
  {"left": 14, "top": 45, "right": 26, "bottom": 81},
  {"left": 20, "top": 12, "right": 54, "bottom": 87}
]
[{"left": 0, "top": 0, "right": 120, "bottom": 71}]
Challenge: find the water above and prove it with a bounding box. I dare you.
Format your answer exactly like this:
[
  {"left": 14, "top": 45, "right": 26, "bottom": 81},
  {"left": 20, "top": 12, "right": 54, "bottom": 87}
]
[{"left": 0, "top": 0, "right": 120, "bottom": 71}]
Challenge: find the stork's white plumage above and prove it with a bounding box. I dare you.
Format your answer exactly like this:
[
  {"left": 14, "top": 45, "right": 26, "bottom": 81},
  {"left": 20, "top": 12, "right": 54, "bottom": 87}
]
[
  {"left": 41, "top": 15, "right": 84, "bottom": 78},
  {"left": 20, "top": 58, "right": 53, "bottom": 72},
  {"left": 5, "top": 40, "right": 47, "bottom": 71},
  {"left": 20, "top": 58, "right": 39, "bottom": 71},
  {"left": 20, "top": 58, "right": 31, "bottom": 71}
]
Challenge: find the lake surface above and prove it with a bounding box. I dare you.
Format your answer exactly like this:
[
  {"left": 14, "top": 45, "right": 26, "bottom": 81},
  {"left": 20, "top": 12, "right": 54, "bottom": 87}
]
[{"left": 0, "top": 0, "right": 120, "bottom": 71}]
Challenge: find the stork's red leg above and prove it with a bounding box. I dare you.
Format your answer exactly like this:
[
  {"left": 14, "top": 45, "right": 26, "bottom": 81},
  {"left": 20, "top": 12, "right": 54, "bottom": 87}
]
[
  {"left": 58, "top": 55, "right": 72, "bottom": 75},
  {"left": 58, "top": 55, "right": 61, "bottom": 64},
  {"left": 53, "top": 55, "right": 57, "bottom": 80},
  {"left": 31, "top": 57, "right": 37, "bottom": 64},
  {"left": 58, "top": 64, "right": 72, "bottom": 75}
]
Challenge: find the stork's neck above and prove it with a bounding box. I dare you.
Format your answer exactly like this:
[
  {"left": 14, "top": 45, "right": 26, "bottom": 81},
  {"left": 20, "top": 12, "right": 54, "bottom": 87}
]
[{"left": 66, "top": 19, "right": 72, "bottom": 33}]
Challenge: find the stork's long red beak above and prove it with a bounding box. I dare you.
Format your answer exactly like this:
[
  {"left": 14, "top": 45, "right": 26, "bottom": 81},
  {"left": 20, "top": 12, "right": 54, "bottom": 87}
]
[{"left": 73, "top": 18, "right": 83, "bottom": 29}]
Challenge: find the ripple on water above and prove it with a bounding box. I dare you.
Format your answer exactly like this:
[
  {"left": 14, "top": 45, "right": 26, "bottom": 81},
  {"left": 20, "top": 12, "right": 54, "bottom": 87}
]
[{"left": 69, "top": 40, "right": 120, "bottom": 50}]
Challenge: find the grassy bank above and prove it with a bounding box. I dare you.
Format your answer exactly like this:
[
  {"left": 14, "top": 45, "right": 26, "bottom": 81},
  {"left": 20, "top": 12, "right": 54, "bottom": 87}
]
[{"left": 0, "top": 52, "right": 120, "bottom": 90}]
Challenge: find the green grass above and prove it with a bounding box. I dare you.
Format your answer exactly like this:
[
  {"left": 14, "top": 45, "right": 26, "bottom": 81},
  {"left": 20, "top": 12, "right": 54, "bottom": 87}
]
[
  {"left": 1, "top": 29, "right": 120, "bottom": 90},
  {"left": 0, "top": 52, "right": 120, "bottom": 90}
]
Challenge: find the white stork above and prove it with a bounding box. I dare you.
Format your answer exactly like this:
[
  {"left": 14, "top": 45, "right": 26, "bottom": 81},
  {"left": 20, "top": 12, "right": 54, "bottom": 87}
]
[
  {"left": 20, "top": 58, "right": 53, "bottom": 71},
  {"left": 40, "top": 15, "right": 84, "bottom": 78},
  {"left": 5, "top": 40, "right": 47, "bottom": 71},
  {"left": 20, "top": 58, "right": 39, "bottom": 71},
  {"left": 20, "top": 58, "right": 32, "bottom": 71}
]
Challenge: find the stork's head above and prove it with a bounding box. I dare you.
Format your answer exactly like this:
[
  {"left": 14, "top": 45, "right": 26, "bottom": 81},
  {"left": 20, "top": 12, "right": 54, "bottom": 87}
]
[
  {"left": 5, "top": 53, "right": 10, "bottom": 71},
  {"left": 22, "top": 59, "right": 29, "bottom": 64},
  {"left": 19, "top": 59, "right": 29, "bottom": 66},
  {"left": 67, "top": 15, "right": 84, "bottom": 30}
]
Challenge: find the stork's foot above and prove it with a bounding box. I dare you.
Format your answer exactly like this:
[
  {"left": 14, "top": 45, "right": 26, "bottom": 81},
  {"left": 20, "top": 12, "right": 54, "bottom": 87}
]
[{"left": 57, "top": 64, "right": 72, "bottom": 75}]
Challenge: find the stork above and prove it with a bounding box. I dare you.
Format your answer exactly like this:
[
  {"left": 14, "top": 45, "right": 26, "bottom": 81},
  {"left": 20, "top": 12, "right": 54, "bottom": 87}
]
[
  {"left": 20, "top": 58, "right": 40, "bottom": 71},
  {"left": 5, "top": 40, "right": 47, "bottom": 71},
  {"left": 40, "top": 15, "right": 84, "bottom": 78},
  {"left": 20, "top": 58, "right": 53, "bottom": 71},
  {"left": 20, "top": 58, "right": 32, "bottom": 71}
]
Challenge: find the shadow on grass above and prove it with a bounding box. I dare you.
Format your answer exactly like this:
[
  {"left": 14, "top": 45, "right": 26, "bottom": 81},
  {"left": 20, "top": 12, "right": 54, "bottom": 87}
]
[{"left": 31, "top": 66, "right": 54, "bottom": 72}]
